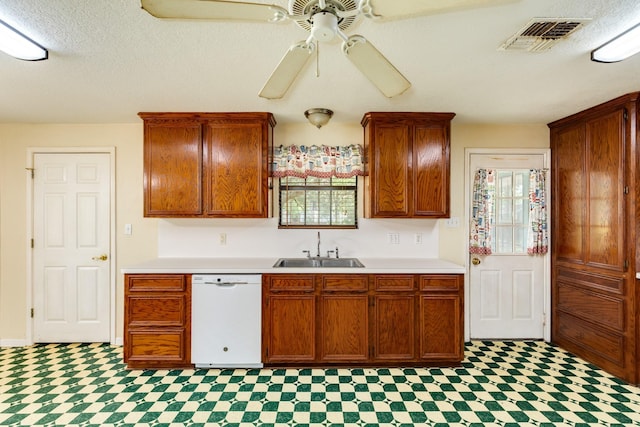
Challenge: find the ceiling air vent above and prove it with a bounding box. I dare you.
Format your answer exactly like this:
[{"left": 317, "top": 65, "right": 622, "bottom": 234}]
[{"left": 500, "top": 18, "right": 589, "bottom": 52}]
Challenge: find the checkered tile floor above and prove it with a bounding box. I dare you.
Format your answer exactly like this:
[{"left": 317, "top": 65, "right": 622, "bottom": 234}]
[{"left": 1, "top": 341, "right": 639, "bottom": 426}]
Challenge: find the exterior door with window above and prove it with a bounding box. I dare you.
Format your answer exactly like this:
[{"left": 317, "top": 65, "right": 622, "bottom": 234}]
[
  {"left": 33, "top": 153, "right": 111, "bottom": 342},
  {"left": 468, "top": 151, "right": 549, "bottom": 339}
]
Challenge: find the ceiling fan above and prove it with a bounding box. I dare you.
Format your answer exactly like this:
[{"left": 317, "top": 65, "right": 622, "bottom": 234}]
[{"left": 140, "top": 0, "right": 515, "bottom": 99}]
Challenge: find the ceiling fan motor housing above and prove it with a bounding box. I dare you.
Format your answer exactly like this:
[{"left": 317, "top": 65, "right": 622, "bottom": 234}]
[
  {"left": 289, "top": 0, "right": 359, "bottom": 33},
  {"left": 311, "top": 11, "right": 338, "bottom": 41}
]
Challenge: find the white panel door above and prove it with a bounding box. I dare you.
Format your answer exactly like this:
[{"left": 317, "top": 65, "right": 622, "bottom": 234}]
[
  {"left": 33, "top": 153, "right": 111, "bottom": 342},
  {"left": 468, "top": 152, "right": 548, "bottom": 339}
]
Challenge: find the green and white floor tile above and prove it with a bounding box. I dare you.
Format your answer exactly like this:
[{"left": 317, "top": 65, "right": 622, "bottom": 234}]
[{"left": 1, "top": 341, "right": 639, "bottom": 426}]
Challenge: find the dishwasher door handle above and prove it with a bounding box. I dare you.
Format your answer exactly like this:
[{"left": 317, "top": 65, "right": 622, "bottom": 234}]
[{"left": 202, "top": 281, "right": 250, "bottom": 286}]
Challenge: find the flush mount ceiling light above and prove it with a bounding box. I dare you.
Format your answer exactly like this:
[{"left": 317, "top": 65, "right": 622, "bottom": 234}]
[
  {"left": 304, "top": 108, "right": 333, "bottom": 128},
  {"left": 591, "top": 22, "right": 640, "bottom": 63},
  {"left": 0, "top": 18, "right": 48, "bottom": 61}
]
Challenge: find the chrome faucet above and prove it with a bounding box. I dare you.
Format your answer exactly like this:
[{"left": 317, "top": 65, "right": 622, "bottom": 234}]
[{"left": 316, "top": 231, "right": 321, "bottom": 258}]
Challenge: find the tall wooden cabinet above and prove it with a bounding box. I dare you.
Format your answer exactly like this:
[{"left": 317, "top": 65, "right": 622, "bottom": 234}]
[
  {"left": 549, "top": 92, "right": 639, "bottom": 384},
  {"left": 361, "top": 112, "right": 455, "bottom": 218},
  {"left": 139, "top": 112, "right": 275, "bottom": 218}
]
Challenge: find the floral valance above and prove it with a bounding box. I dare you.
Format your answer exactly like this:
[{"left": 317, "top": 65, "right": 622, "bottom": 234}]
[{"left": 272, "top": 144, "right": 364, "bottom": 178}]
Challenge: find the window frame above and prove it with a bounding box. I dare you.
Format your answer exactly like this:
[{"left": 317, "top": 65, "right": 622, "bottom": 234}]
[{"left": 277, "top": 176, "right": 358, "bottom": 229}]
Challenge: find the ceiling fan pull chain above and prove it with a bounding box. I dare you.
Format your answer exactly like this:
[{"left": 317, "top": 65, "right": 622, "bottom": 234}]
[{"left": 316, "top": 42, "right": 320, "bottom": 77}]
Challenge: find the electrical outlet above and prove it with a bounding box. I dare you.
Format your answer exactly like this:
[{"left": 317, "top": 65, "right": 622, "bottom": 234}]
[
  {"left": 415, "top": 233, "right": 423, "bottom": 244},
  {"left": 388, "top": 233, "right": 400, "bottom": 244},
  {"left": 124, "top": 224, "right": 132, "bottom": 235},
  {"left": 219, "top": 233, "right": 227, "bottom": 245}
]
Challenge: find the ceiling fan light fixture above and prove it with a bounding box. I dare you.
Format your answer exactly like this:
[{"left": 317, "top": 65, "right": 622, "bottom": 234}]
[
  {"left": 0, "top": 18, "right": 48, "bottom": 61},
  {"left": 310, "top": 11, "right": 338, "bottom": 42},
  {"left": 591, "top": 22, "right": 640, "bottom": 63},
  {"left": 304, "top": 108, "right": 333, "bottom": 128}
]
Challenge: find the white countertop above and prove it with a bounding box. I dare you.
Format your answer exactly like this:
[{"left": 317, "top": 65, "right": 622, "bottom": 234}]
[{"left": 122, "top": 257, "right": 465, "bottom": 274}]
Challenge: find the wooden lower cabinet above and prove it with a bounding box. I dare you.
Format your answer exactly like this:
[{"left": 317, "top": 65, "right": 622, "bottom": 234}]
[
  {"left": 263, "top": 273, "right": 463, "bottom": 367},
  {"left": 372, "top": 275, "right": 416, "bottom": 361},
  {"left": 320, "top": 275, "right": 369, "bottom": 362},
  {"left": 124, "top": 274, "right": 191, "bottom": 368},
  {"left": 419, "top": 275, "right": 464, "bottom": 361},
  {"left": 262, "top": 275, "right": 316, "bottom": 362}
]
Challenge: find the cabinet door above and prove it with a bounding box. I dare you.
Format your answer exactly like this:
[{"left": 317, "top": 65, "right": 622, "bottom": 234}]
[
  {"left": 320, "top": 294, "right": 369, "bottom": 361},
  {"left": 413, "top": 123, "right": 450, "bottom": 217},
  {"left": 264, "top": 295, "right": 316, "bottom": 362},
  {"left": 372, "top": 275, "right": 416, "bottom": 360},
  {"left": 373, "top": 294, "right": 416, "bottom": 360},
  {"left": 371, "top": 124, "right": 411, "bottom": 217},
  {"left": 204, "top": 120, "right": 268, "bottom": 217},
  {"left": 319, "top": 275, "right": 369, "bottom": 361},
  {"left": 585, "top": 110, "right": 626, "bottom": 270},
  {"left": 143, "top": 120, "right": 203, "bottom": 216},
  {"left": 419, "top": 294, "right": 462, "bottom": 361},
  {"left": 551, "top": 122, "right": 586, "bottom": 264}
]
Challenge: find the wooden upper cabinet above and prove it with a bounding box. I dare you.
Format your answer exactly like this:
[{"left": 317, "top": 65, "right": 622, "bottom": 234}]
[
  {"left": 361, "top": 112, "right": 455, "bottom": 218},
  {"left": 550, "top": 107, "right": 626, "bottom": 271},
  {"left": 140, "top": 112, "right": 275, "bottom": 218}
]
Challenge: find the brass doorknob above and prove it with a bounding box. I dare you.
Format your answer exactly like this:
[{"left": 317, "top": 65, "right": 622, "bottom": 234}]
[
  {"left": 92, "top": 254, "right": 108, "bottom": 261},
  {"left": 471, "top": 257, "right": 481, "bottom": 266}
]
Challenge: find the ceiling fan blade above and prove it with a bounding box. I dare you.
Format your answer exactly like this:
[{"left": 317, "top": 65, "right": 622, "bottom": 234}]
[
  {"left": 363, "top": 0, "right": 518, "bottom": 20},
  {"left": 342, "top": 35, "right": 410, "bottom": 98},
  {"left": 141, "top": 0, "right": 289, "bottom": 22},
  {"left": 259, "top": 42, "right": 314, "bottom": 99}
]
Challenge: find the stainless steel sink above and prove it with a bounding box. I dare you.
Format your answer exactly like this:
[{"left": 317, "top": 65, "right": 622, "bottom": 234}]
[
  {"left": 273, "top": 257, "right": 365, "bottom": 268},
  {"left": 319, "top": 258, "right": 365, "bottom": 268}
]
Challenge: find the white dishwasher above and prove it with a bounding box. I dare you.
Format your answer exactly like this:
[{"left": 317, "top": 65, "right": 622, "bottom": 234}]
[{"left": 191, "top": 274, "right": 263, "bottom": 368}]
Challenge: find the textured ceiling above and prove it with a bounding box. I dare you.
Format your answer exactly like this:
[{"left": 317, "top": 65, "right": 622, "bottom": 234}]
[{"left": 1, "top": 0, "right": 640, "bottom": 125}]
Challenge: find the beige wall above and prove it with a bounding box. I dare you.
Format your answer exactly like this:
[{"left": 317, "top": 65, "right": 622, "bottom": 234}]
[
  {"left": 0, "top": 121, "right": 549, "bottom": 343},
  {"left": 0, "top": 124, "right": 158, "bottom": 343},
  {"left": 440, "top": 124, "right": 550, "bottom": 264}
]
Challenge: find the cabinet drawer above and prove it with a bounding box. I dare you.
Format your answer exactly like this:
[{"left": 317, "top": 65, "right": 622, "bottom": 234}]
[
  {"left": 321, "top": 275, "right": 368, "bottom": 292},
  {"left": 268, "top": 275, "right": 315, "bottom": 292},
  {"left": 128, "top": 295, "right": 186, "bottom": 326},
  {"left": 420, "top": 275, "right": 461, "bottom": 291},
  {"left": 126, "top": 330, "right": 187, "bottom": 362},
  {"left": 374, "top": 275, "right": 415, "bottom": 291},
  {"left": 128, "top": 275, "right": 186, "bottom": 292}
]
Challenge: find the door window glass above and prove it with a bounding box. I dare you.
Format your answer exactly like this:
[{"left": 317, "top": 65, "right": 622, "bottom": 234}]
[{"left": 492, "top": 170, "right": 530, "bottom": 254}]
